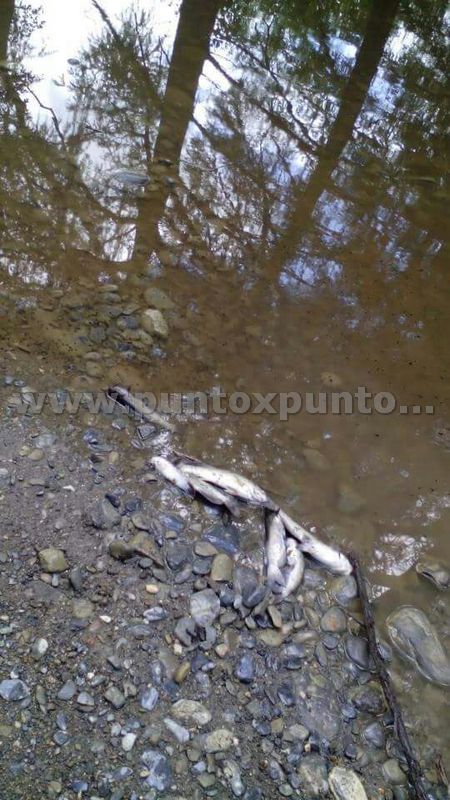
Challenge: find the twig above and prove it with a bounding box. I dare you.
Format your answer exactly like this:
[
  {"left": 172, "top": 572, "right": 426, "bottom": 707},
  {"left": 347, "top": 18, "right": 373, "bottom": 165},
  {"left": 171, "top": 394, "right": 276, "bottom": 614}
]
[{"left": 349, "top": 554, "right": 429, "bottom": 800}]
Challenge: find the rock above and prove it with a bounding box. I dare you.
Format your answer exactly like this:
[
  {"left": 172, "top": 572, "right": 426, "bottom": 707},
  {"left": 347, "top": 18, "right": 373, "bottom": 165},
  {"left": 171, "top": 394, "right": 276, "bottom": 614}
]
[
  {"left": 144, "top": 287, "right": 176, "bottom": 310},
  {"left": 297, "top": 754, "right": 328, "bottom": 798},
  {"left": 174, "top": 662, "right": 190, "bottom": 684},
  {"left": 58, "top": 680, "right": 76, "bottom": 700},
  {"left": 190, "top": 589, "right": 220, "bottom": 626},
  {"left": 416, "top": 560, "right": 450, "bottom": 590},
  {"left": 141, "top": 749, "right": 172, "bottom": 791},
  {"left": 345, "top": 635, "right": 370, "bottom": 670},
  {"left": 224, "top": 759, "right": 244, "bottom": 797},
  {"left": 234, "top": 653, "right": 255, "bottom": 683},
  {"left": 320, "top": 606, "right": 347, "bottom": 634},
  {"left": 382, "top": 759, "right": 407, "bottom": 786},
  {"left": 195, "top": 541, "right": 218, "bottom": 557},
  {"left": 387, "top": 606, "right": 450, "bottom": 686},
  {"left": 166, "top": 540, "right": 191, "bottom": 571},
  {"left": 330, "top": 575, "right": 358, "bottom": 604},
  {"left": 143, "top": 606, "right": 168, "bottom": 622},
  {"left": 0, "top": 679, "right": 30, "bottom": 701},
  {"left": 258, "top": 629, "right": 285, "bottom": 647},
  {"left": 122, "top": 733, "right": 136, "bottom": 752},
  {"left": 337, "top": 483, "right": 365, "bottom": 514},
  {"left": 141, "top": 309, "right": 169, "bottom": 339},
  {"left": 329, "top": 766, "right": 368, "bottom": 800},
  {"left": 31, "top": 638, "right": 49, "bottom": 659},
  {"left": 71, "top": 598, "right": 94, "bottom": 620},
  {"left": 172, "top": 699, "right": 212, "bottom": 727},
  {"left": 108, "top": 540, "right": 134, "bottom": 561},
  {"left": 204, "top": 728, "right": 234, "bottom": 753},
  {"left": 362, "top": 721, "right": 385, "bottom": 748},
  {"left": 211, "top": 553, "right": 233, "bottom": 582},
  {"left": 77, "top": 692, "right": 95, "bottom": 708},
  {"left": 164, "top": 717, "right": 190, "bottom": 743},
  {"left": 283, "top": 724, "right": 309, "bottom": 743},
  {"left": 352, "top": 682, "right": 385, "bottom": 714},
  {"left": 140, "top": 687, "right": 159, "bottom": 711},
  {"left": 89, "top": 497, "right": 121, "bottom": 529},
  {"left": 0, "top": 468, "right": 10, "bottom": 489},
  {"left": 38, "top": 548, "right": 68, "bottom": 573},
  {"left": 104, "top": 686, "right": 126, "bottom": 709}
]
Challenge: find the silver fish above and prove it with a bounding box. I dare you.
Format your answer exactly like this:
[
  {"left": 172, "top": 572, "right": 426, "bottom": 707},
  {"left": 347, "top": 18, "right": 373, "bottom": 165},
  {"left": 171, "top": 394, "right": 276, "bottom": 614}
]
[
  {"left": 179, "top": 463, "right": 278, "bottom": 510},
  {"left": 279, "top": 510, "right": 352, "bottom": 575},
  {"left": 281, "top": 539, "right": 305, "bottom": 599},
  {"left": 150, "top": 457, "right": 192, "bottom": 494},
  {"left": 109, "top": 386, "right": 174, "bottom": 431},
  {"left": 188, "top": 476, "right": 241, "bottom": 517},
  {"left": 265, "top": 511, "right": 287, "bottom": 592}
]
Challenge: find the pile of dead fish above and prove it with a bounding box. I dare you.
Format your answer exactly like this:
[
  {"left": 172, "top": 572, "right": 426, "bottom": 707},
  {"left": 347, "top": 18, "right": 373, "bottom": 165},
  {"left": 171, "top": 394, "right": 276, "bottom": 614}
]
[{"left": 151, "top": 456, "right": 352, "bottom": 600}]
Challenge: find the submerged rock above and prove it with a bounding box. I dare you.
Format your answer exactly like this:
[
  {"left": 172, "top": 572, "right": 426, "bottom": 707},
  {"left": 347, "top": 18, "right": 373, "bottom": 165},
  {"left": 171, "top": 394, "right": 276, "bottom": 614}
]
[
  {"left": 141, "top": 749, "right": 172, "bottom": 791},
  {"left": 386, "top": 606, "right": 450, "bottom": 686},
  {"left": 0, "top": 679, "right": 30, "bottom": 701},
  {"left": 416, "top": 560, "right": 450, "bottom": 590},
  {"left": 141, "top": 309, "right": 169, "bottom": 339}
]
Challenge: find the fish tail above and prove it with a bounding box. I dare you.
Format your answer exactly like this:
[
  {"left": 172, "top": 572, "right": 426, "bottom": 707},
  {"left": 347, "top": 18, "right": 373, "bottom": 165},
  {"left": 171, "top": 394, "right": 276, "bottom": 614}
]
[{"left": 267, "top": 566, "right": 285, "bottom": 594}]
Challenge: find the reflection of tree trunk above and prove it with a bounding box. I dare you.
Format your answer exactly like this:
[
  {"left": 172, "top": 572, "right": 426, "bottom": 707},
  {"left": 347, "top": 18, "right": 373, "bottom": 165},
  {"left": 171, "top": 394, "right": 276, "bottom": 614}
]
[
  {"left": 133, "top": 0, "right": 223, "bottom": 258},
  {"left": 0, "top": 0, "right": 14, "bottom": 61},
  {"left": 268, "top": 0, "right": 400, "bottom": 271}
]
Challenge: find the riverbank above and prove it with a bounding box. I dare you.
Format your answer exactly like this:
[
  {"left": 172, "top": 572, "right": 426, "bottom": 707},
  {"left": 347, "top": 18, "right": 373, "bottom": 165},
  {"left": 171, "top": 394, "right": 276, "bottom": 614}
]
[{"left": 0, "top": 368, "right": 446, "bottom": 800}]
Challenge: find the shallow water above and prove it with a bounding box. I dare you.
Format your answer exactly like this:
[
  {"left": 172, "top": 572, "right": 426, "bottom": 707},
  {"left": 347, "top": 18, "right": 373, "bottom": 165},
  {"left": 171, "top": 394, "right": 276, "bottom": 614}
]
[{"left": 1, "top": 0, "right": 449, "bottom": 751}]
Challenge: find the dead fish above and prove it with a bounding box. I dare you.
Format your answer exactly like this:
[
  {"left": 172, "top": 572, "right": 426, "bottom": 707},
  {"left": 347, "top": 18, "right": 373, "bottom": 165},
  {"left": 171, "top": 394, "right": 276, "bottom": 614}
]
[
  {"left": 265, "top": 510, "right": 287, "bottom": 593},
  {"left": 108, "top": 386, "right": 174, "bottom": 431},
  {"left": 279, "top": 510, "right": 352, "bottom": 575},
  {"left": 179, "top": 463, "right": 278, "bottom": 510},
  {"left": 416, "top": 560, "right": 450, "bottom": 590},
  {"left": 188, "top": 476, "right": 241, "bottom": 517},
  {"left": 281, "top": 539, "right": 305, "bottom": 599},
  {"left": 150, "top": 457, "right": 192, "bottom": 494}
]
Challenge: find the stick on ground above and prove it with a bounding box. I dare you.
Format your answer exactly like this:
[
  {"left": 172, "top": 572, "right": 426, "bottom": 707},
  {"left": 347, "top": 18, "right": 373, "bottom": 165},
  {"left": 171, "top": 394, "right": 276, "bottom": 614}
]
[{"left": 349, "top": 553, "right": 429, "bottom": 800}]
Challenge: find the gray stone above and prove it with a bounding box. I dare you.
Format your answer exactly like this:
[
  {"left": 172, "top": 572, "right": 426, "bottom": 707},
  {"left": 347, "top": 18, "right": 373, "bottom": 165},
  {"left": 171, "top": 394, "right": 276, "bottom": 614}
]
[
  {"left": 38, "top": 548, "right": 68, "bottom": 573},
  {"left": 211, "top": 553, "right": 233, "bottom": 582},
  {"left": 387, "top": 606, "right": 450, "bottom": 686},
  {"left": 31, "top": 638, "right": 49, "bottom": 659},
  {"left": 362, "top": 721, "right": 385, "bottom": 748},
  {"left": 0, "top": 468, "right": 10, "bottom": 489},
  {"left": 166, "top": 541, "right": 191, "bottom": 571},
  {"left": 329, "top": 766, "right": 368, "bottom": 800},
  {"left": 234, "top": 653, "right": 255, "bottom": 684},
  {"left": 204, "top": 728, "right": 234, "bottom": 753},
  {"left": 164, "top": 717, "right": 190, "bottom": 743},
  {"left": 345, "top": 635, "right": 370, "bottom": 670},
  {"left": 141, "top": 687, "right": 159, "bottom": 711},
  {"left": 297, "top": 754, "right": 328, "bottom": 798},
  {"left": 0, "top": 679, "right": 30, "bottom": 701},
  {"left": 190, "top": 589, "right": 220, "bottom": 626},
  {"left": 121, "top": 732, "right": 137, "bottom": 752},
  {"left": 330, "top": 575, "right": 358, "bottom": 604},
  {"left": 58, "top": 680, "right": 76, "bottom": 700},
  {"left": 89, "top": 498, "right": 121, "bottom": 529},
  {"left": 172, "top": 699, "right": 212, "bottom": 727},
  {"left": 320, "top": 606, "right": 347, "bottom": 634},
  {"left": 141, "top": 749, "right": 172, "bottom": 791},
  {"left": 352, "top": 682, "right": 385, "bottom": 714},
  {"left": 382, "top": 759, "right": 407, "bottom": 786},
  {"left": 77, "top": 692, "right": 95, "bottom": 708},
  {"left": 141, "top": 309, "right": 169, "bottom": 339},
  {"left": 71, "top": 598, "right": 94, "bottom": 620},
  {"left": 104, "top": 686, "right": 126, "bottom": 709}
]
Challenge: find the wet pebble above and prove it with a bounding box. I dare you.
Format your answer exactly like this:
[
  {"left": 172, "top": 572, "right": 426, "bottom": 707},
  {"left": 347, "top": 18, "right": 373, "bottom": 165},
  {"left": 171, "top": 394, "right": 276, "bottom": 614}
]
[
  {"left": 190, "top": 589, "right": 220, "bottom": 626},
  {"left": 38, "top": 548, "right": 68, "bottom": 573},
  {"left": 345, "top": 635, "right": 370, "bottom": 670},
  {"left": 320, "top": 606, "right": 347, "bottom": 633},
  {"left": 141, "top": 749, "right": 172, "bottom": 790},
  {"left": 329, "top": 766, "right": 368, "bottom": 800},
  {"left": 140, "top": 687, "right": 159, "bottom": 711}
]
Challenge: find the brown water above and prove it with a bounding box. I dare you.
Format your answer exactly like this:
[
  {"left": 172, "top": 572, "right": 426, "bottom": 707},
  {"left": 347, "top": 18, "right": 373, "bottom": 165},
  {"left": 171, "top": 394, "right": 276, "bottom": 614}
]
[{"left": 1, "top": 0, "right": 449, "bottom": 748}]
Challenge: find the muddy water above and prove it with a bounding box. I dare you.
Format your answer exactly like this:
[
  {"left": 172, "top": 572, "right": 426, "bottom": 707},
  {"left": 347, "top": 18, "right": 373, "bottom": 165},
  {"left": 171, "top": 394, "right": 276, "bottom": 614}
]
[{"left": 1, "top": 0, "right": 449, "bottom": 748}]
